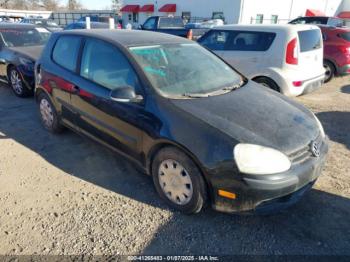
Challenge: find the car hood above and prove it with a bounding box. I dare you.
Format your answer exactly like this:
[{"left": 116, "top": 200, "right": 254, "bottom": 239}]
[
  {"left": 170, "top": 82, "right": 319, "bottom": 155},
  {"left": 7, "top": 45, "right": 44, "bottom": 61}
]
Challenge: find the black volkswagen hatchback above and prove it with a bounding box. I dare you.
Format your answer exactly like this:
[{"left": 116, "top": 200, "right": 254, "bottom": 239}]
[
  {"left": 0, "top": 23, "right": 50, "bottom": 97},
  {"left": 35, "top": 30, "right": 328, "bottom": 214}
]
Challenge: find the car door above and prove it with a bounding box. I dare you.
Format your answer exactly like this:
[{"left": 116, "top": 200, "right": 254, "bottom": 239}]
[
  {"left": 0, "top": 41, "right": 8, "bottom": 81},
  {"left": 45, "top": 35, "right": 82, "bottom": 125},
  {"left": 71, "top": 37, "right": 145, "bottom": 161}
]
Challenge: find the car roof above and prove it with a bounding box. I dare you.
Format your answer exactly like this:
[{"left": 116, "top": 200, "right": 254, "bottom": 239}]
[
  {"left": 213, "top": 24, "right": 320, "bottom": 32},
  {"left": 0, "top": 23, "right": 36, "bottom": 29},
  {"left": 57, "top": 29, "right": 191, "bottom": 46}
]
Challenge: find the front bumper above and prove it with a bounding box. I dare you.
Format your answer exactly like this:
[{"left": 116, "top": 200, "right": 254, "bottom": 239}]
[{"left": 210, "top": 137, "right": 329, "bottom": 214}]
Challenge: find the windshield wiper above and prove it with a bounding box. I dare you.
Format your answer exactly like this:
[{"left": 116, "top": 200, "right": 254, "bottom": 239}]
[
  {"left": 181, "top": 80, "right": 245, "bottom": 98},
  {"left": 222, "top": 80, "right": 245, "bottom": 91},
  {"left": 182, "top": 93, "right": 210, "bottom": 98}
]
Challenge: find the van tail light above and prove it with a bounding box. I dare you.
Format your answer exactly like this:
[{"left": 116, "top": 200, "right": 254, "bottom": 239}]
[
  {"left": 286, "top": 38, "right": 299, "bottom": 65},
  {"left": 292, "top": 81, "right": 303, "bottom": 87},
  {"left": 338, "top": 45, "right": 350, "bottom": 54},
  {"left": 187, "top": 29, "right": 193, "bottom": 40}
]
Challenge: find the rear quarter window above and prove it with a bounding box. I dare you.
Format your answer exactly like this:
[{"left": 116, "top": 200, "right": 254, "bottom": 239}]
[
  {"left": 339, "top": 32, "right": 350, "bottom": 42},
  {"left": 298, "top": 29, "right": 321, "bottom": 52},
  {"left": 52, "top": 36, "right": 81, "bottom": 71}
]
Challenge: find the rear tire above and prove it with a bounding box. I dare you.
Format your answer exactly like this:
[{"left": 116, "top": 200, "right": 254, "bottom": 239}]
[
  {"left": 152, "top": 147, "right": 207, "bottom": 214},
  {"left": 37, "top": 92, "right": 64, "bottom": 134},
  {"left": 254, "top": 77, "right": 280, "bottom": 92},
  {"left": 323, "top": 60, "right": 335, "bottom": 83},
  {"left": 8, "top": 67, "right": 32, "bottom": 97}
]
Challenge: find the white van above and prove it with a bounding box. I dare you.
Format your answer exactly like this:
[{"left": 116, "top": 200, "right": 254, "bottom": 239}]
[{"left": 198, "top": 24, "right": 325, "bottom": 96}]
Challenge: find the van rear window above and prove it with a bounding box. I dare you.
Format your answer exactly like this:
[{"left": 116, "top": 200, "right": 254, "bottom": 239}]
[
  {"left": 339, "top": 32, "right": 350, "bottom": 42},
  {"left": 298, "top": 30, "right": 321, "bottom": 52}
]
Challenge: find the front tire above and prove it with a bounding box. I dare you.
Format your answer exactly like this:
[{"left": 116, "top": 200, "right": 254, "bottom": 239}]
[
  {"left": 8, "top": 67, "right": 32, "bottom": 97},
  {"left": 323, "top": 60, "right": 335, "bottom": 83},
  {"left": 254, "top": 77, "right": 280, "bottom": 92},
  {"left": 152, "top": 147, "right": 207, "bottom": 214},
  {"left": 37, "top": 92, "right": 63, "bottom": 133}
]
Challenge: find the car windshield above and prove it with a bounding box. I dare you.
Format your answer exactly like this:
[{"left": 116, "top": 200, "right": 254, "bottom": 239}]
[
  {"left": 0, "top": 28, "right": 50, "bottom": 47},
  {"left": 129, "top": 43, "right": 243, "bottom": 97}
]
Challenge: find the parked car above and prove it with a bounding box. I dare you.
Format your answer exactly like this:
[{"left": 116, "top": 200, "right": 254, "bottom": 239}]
[
  {"left": 319, "top": 25, "right": 350, "bottom": 82},
  {"left": 35, "top": 30, "right": 328, "bottom": 214},
  {"left": 198, "top": 24, "right": 325, "bottom": 96},
  {"left": 139, "top": 16, "right": 207, "bottom": 40},
  {"left": 20, "top": 18, "right": 62, "bottom": 32},
  {"left": 78, "top": 16, "right": 111, "bottom": 23},
  {"left": 77, "top": 16, "right": 122, "bottom": 29},
  {"left": 0, "top": 23, "right": 50, "bottom": 97},
  {"left": 64, "top": 22, "right": 110, "bottom": 30},
  {"left": 289, "top": 16, "right": 346, "bottom": 27}
]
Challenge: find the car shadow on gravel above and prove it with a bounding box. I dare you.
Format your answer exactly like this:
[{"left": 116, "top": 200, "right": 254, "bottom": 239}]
[
  {"left": 341, "top": 85, "right": 350, "bottom": 94},
  {"left": 142, "top": 189, "right": 350, "bottom": 255},
  {"left": 316, "top": 111, "right": 350, "bottom": 150},
  {"left": 0, "top": 84, "right": 168, "bottom": 210}
]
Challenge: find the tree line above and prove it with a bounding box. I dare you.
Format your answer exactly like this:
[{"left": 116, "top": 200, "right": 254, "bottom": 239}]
[{"left": 0, "top": 0, "right": 85, "bottom": 11}]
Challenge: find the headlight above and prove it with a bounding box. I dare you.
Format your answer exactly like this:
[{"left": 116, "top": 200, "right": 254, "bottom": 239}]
[
  {"left": 234, "top": 144, "right": 291, "bottom": 175},
  {"left": 314, "top": 115, "right": 325, "bottom": 138}
]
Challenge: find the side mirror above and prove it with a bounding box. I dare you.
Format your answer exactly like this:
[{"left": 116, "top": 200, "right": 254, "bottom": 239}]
[
  {"left": 138, "top": 24, "right": 143, "bottom": 30},
  {"left": 0, "top": 58, "right": 6, "bottom": 65},
  {"left": 110, "top": 86, "right": 143, "bottom": 103}
]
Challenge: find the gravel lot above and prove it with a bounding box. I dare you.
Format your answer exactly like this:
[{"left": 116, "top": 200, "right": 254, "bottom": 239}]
[{"left": 0, "top": 76, "right": 349, "bottom": 255}]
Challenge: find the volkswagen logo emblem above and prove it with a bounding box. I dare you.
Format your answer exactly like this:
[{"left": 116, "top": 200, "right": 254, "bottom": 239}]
[{"left": 311, "top": 141, "right": 320, "bottom": 157}]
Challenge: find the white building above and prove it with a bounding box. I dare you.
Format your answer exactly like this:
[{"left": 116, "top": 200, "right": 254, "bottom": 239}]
[{"left": 120, "top": 0, "right": 350, "bottom": 26}]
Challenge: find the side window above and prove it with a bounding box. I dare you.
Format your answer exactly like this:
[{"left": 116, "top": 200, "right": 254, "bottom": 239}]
[
  {"left": 271, "top": 15, "right": 278, "bottom": 24},
  {"left": 199, "top": 30, "right": 230, "bottom": 51},
  {"left": 143, "top": 17, "right": 156, "bottom": 29},
  {"left": 52, "top": 36, "right": 81, "bottom": 71},
  {"left": 133, "top": 13, "right": 138, "bottom": 23},
  {"left": 256, "top": 14, "right": 264, "bottom": 24},
  {"left": 80, "top": 39, "right": 140, "bottom": 92},
  {"left": 226, "top": 31, "right": 276, "bottom": 51}
]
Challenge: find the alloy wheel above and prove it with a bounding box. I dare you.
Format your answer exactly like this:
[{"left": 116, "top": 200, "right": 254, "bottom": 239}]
[
  {"left": 158, "top": 159, "right": 193, "bottom": 205},
  {"left": 10, "top": 70, "right": 23, "bottom": 95},
  {"left": 40, "top": 98, "right": 54, "bottom": 128}
]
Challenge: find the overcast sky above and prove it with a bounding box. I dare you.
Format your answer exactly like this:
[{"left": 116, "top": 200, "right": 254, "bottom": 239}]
[{"left": 62, "top": 0, "right": 113, "bottom": 10}]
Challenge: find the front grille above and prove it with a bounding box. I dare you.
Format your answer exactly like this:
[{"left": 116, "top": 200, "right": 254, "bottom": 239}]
[{"left": 288, "top": 133, "right": 323, "bottom": 164}]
